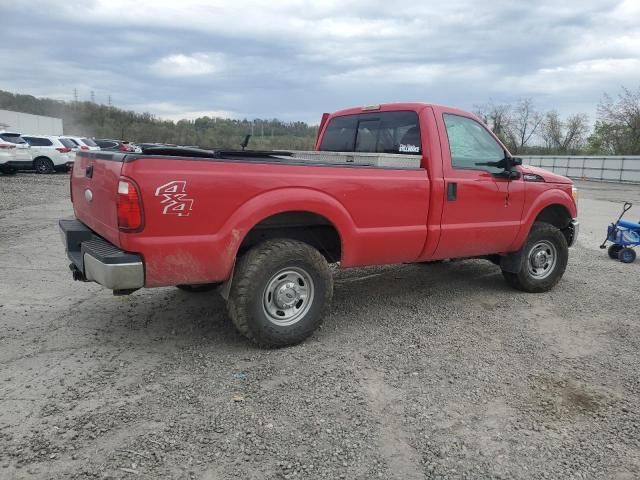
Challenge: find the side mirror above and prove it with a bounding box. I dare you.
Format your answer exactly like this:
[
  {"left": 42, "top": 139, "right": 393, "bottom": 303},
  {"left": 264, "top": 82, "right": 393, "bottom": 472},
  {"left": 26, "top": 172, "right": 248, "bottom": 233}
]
[
  {"left": 511, "top": 156, "right": 522, "bottom": 166},
  {"left": 495, "top": 169, "right": 521, "bottom": 180}
]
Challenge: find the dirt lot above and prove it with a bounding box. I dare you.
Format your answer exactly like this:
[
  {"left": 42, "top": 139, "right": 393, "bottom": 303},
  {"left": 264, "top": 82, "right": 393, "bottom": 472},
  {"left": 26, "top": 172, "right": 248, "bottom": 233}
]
[{"left": 1, "top": 173, "right": 639, "bottom": 480}]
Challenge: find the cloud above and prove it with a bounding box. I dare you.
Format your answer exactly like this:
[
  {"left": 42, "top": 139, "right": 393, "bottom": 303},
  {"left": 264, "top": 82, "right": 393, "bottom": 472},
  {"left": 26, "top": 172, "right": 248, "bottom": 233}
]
[
  {"left": 0, "top": 0, "right": 637, "bottom": 123},
  {"left": 151, "top": 53, "right": 223, "bottom": 77}
]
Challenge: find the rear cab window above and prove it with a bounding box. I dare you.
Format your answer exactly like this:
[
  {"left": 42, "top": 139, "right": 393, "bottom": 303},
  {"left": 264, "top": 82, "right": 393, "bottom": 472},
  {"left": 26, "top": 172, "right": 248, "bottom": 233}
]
[{"left": 320, "top": 111, "right": 421, "bottom": 155}]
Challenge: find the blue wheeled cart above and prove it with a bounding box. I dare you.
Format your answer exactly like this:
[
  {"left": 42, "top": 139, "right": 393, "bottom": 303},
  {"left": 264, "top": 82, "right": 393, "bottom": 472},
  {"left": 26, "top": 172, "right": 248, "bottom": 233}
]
[{"left": 600, "top": 202, "right": 639, "bottom": 263}]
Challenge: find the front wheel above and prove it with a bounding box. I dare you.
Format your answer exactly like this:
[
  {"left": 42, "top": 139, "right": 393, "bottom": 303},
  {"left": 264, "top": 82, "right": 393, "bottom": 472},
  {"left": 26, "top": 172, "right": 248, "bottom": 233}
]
[
  {"left": 502, "top": 222, "right": 568, "bottom": 293},
  {"left": 227, "top": 239, "right": 333, "bottom": 348},
  {"left": 608, "top": 244, "right": 623, "bottom": 259}
]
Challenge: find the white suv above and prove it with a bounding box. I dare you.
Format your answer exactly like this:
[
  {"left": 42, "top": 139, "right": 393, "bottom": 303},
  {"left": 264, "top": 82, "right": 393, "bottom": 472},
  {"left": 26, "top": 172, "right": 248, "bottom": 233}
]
[
  {"left": 0, "top": 132, "right": 31, "bottom": 175},
  {"left": 60, "top": 136, "right": 101, "bottom": 152},
  {"left": 22, "top": 135, "right": 76, "bottom": 173}
]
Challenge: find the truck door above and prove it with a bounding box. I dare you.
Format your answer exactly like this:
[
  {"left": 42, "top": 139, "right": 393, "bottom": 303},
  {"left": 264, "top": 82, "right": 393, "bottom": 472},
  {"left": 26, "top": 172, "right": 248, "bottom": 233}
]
[{"left": 433, "top": 111, "right": 525, "bottom": 258}]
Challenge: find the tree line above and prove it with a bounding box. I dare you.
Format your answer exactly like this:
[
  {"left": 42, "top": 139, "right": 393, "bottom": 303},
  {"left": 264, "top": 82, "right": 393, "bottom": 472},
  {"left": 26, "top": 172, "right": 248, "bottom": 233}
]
[
  {"left": 474, "top": 86, "right": 640, "bottom": 155},
  {"left": 0, "top": 90, "right": 318, "bottom": 150},
  {"left": 1, "top": 86, "right": 639, "bottom": 154}
]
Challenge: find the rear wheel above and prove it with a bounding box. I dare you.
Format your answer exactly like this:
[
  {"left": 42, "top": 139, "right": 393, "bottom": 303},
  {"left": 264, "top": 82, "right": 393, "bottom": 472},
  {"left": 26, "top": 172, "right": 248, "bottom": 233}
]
[
  {"left": 608, "top": 244, "right": 623, "bottom": 259},
  {"left": 227, "top": 239, "right": 333, "bottom": 348},
  {"left": 34, "top": 157, "right": 54, "bottom": 174},
  {"left": 618, "top": 248, "right": 636, "bottom": 264},
  {"left": 502, "top": 222, "right": 568, "bottom": 293}
]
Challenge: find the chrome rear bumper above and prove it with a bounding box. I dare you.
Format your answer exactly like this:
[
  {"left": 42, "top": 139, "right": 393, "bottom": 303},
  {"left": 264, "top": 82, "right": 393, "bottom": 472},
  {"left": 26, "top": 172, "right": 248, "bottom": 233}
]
[{"left": 59, "top": 218, "right": 144, "bottom": 291}]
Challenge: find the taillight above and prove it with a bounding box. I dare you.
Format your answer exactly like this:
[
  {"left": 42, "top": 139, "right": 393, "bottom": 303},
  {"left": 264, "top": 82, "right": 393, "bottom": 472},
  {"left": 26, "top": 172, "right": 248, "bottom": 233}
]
[
  {"left": 80, "top": 145, "right": 89, "bottom": 151},
  {"left": 56, "top": 147, "right": 72, "bottom": 153},
  {"left": 117, "top": 178, "right": 144, "bottom": 232},
  {"left": 0, "top": 144, "right": 16, "bottom": 149}
]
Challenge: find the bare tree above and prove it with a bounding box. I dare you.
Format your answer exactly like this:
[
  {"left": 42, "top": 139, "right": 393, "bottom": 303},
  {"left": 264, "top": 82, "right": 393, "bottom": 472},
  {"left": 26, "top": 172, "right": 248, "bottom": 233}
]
[
  {"left": 540, "top": 111, "right": 589, "bottom": 153},
  {"left": 511, "top": 98, "right": 542, "bottom": 153},
  {"left": 589, "top": 86, "right": 640, "bottom": 154},
  {"left": 561, "top": 113, "right": 590, "bottom": 151},
  {"left": 473, "top": 101, "right": 513, "bottom": 149}
]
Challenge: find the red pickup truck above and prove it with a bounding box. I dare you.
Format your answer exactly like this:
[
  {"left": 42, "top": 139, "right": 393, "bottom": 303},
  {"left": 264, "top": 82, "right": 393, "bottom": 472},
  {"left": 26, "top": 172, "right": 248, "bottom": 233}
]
[{"left": 60, "top": 102, "right": 578, "bottom": 347}]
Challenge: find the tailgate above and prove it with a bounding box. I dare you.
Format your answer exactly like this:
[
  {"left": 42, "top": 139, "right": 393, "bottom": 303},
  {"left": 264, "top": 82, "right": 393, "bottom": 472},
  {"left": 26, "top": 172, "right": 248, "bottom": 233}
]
[{"left": 71, "top": 152, "right": 123, "bottom": 246}]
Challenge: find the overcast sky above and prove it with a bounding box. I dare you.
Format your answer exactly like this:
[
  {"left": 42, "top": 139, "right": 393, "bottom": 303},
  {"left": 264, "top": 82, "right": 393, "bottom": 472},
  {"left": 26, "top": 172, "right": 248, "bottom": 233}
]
[{"left": 1, "top": 0, "right": 638, "bottom": 123}]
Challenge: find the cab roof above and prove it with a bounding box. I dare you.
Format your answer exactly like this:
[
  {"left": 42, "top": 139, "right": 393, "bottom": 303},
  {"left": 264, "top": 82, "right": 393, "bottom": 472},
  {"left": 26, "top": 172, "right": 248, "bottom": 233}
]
[{"left": 329, "top": 102, "right": 479, "bottom": 120}]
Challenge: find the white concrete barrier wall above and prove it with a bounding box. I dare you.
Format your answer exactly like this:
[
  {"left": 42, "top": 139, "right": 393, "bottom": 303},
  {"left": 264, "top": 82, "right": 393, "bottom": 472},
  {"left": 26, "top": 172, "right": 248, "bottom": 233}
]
[{"left": 521, "top": 156, "right": 640, "bottom": 184}]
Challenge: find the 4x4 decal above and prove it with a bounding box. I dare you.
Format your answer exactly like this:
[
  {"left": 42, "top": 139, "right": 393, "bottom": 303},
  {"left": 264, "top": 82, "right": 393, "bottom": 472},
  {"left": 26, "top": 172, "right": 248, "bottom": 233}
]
[{"left": 154, "top": 181, "right": 194, "bottom": 216}]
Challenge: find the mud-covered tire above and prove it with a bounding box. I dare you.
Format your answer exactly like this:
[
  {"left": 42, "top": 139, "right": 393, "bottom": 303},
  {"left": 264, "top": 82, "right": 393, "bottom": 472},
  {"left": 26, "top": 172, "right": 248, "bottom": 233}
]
[
  {"left": 608, "top": 244, "right": 623, "bottom": 259},
  {"left": 227, "top": 239, "right": 333, "bottom": 348},
  {"left": 33, "top": 157, "right": 54, "bottom": 174},
  {"left": 176, "top": 284, "right": 218, "bottom": 293},
  {"left": 502, "top": 222, "right": 568, "bottom": 293}
]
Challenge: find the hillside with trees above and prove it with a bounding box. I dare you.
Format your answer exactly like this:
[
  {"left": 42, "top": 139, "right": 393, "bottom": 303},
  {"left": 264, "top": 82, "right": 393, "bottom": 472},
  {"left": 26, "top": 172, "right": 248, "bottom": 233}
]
[
  {"left": 1, "top": 85, "right": 639, "bottom": 154},
  {"left": 0, "top": 90, "right": 318, "bottom": 150}
]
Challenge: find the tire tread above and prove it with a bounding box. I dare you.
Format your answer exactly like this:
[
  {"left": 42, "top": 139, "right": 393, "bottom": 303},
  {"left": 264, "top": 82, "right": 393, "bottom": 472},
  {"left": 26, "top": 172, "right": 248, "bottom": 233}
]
[{"left": 227, "top": 239, "right": 332, "bottom": 348}]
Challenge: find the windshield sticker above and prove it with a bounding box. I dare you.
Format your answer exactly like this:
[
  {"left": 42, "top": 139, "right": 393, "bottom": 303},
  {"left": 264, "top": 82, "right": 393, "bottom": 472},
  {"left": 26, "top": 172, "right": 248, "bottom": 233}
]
[
  {"left": 399, "top": 144, "right": 420, "bottom": 153},
  {"left": 155, "top": 180, "right": 194, "bottom": 216}
]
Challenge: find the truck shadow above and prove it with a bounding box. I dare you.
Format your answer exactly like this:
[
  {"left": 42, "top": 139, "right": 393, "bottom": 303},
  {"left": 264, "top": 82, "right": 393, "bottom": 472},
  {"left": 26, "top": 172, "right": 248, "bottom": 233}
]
[{"left": 105, "top": 258, "right": 509, "bottom": 349}]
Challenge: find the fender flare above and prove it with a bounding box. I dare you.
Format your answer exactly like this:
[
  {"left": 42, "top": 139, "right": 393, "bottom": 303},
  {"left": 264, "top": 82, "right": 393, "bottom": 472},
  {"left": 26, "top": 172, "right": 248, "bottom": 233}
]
[
  {"left": 509, "top": 189, "right": 576, "bottom": 251},
  {"left": 216, "top": 187, "right": 357, "bottom": 270}
]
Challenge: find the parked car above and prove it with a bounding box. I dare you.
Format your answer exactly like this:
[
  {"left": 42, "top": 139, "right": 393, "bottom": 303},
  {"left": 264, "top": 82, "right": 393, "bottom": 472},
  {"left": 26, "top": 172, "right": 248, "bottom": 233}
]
[
  {"left": 60, "top": 136, "right": 101, "bottom": 151},
  {"left": 22, "top": 135, "right": 76, "bottom": 173},
  {"left": 0, "top": 135, "right": 18, "bottom": 175},
  {"left": 59, "top": 102, "right": 578, "bottom": 348},
  {"left": 93, "top": 139, "right": 136, "bottom": 152},
  {"left": 0, "top": 132, "right": 32, "bottom": 174}
]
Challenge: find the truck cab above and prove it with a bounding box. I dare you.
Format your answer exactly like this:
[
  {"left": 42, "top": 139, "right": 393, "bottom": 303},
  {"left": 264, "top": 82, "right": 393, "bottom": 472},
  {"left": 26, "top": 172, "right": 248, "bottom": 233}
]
[{"left": 315, "top": 103, "right": 578, "bottom": 260}]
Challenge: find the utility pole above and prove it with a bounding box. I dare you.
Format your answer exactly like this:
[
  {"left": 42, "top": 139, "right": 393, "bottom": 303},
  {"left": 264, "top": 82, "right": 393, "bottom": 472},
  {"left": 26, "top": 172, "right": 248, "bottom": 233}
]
[
  {"left": 108, "top": 95, "right": 112, "bottom": 106},
  {"left": 73, "top": 88, "right": 78, "bottom": 102},
  {"left": 90, "top": 90, "right": 95, "bottom": 103}
]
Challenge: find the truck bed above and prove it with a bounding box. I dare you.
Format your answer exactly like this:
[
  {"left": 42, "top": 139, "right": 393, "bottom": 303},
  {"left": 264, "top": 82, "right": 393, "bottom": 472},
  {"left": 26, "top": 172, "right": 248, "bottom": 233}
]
[
  {"left": 70, "top": 148, "right": 431, "bottom": 287},
  {"left": 110, "top": 146, "right": 423, "bottom": 170}
]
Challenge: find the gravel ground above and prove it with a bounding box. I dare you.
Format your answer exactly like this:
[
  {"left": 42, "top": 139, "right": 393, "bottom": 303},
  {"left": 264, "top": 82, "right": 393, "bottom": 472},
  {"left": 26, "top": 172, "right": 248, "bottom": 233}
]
[{"left": 0, "top": 173, "right": 639, "bottom": 479}]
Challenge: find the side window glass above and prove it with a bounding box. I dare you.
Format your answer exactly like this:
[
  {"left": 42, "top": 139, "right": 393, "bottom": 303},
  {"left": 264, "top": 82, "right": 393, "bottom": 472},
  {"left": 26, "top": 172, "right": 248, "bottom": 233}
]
[{"left": 443, "top": 114, "right": 504, "bottom": 172}]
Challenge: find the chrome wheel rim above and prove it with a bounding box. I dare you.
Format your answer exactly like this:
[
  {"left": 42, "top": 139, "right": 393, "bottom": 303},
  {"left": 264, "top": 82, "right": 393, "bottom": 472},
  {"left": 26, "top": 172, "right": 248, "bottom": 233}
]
[
  {"left": 262, "top": 268, "right": 314, "bottom": 326},
  {"left": 527, "top": 240, "right": 557, "bottom": 279}
]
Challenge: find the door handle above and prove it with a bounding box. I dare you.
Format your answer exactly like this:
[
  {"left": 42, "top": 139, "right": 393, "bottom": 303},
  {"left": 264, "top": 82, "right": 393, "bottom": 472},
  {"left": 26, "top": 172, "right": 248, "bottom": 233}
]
[
  {"left": 85, "top": 165, "right": 93, "bottom": 178},
  {"left": 447, "top": 182, "right": 457, "bottom": 201}
]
